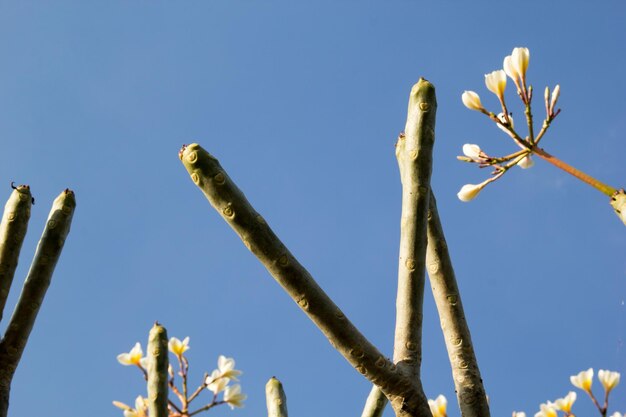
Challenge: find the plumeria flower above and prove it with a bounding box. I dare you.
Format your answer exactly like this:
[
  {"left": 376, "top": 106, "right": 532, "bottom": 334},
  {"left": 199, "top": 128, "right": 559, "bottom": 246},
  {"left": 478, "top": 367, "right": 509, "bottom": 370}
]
[
  {"left": 457, "top": 183, "right": 484, "bottom": 202},
  {"left": 496, "top": 112, "right": 514, "bottom": 133},
  {"left": 549, "top": 85, "right": 560, "bottom": 114},
  {"left": 609, "top": 412, "right": 625, "bottom": 417},
  {"left": 485, "top": 70, "right": 507, "bottom": 102},
  {"left": 428, "top": 395, "right": 447, "bottom": 417},
  {"left": 598, "top": 369, "right": 620, "bottom": 393},
  {"left": 534, "top": 403, "right": 557, "bottom": 417},
  {"left": 517, "top": 154, "right": 534, "bottom": 169},
  {"left": 503, "top": 47, "right": 530, "bottom": 86},
  {"left": 117, "top": 343, "right": 144, "bottom": 366},
  {"left": 113, "top": 396, "right": 148, "bottom": 417},
  {"left": 513, "top": 412, "right": 527, "bottom": 417},
  {"left": 168, "top": 336, "right": 190, "bottom": 356},
  {"left": 224, "top": 384, "right": 247, "bottom": 409},
  {"left": 205, "top": 369, "right": 230, "bottom": 395},
  {"left": 462, "top": 144, "right": 483, "bottom": 160},
  {"left": 553, "top": 391, "right": 577, "bottom": 414},
  {"left": 216, "top": 355, "right": 242, "bottom": 380},
  {"left": 570, "top": 368, "right": 594, "bottom": 392},
  {"left": 462, "top": 91, "right": 485, "bottom": 112}
]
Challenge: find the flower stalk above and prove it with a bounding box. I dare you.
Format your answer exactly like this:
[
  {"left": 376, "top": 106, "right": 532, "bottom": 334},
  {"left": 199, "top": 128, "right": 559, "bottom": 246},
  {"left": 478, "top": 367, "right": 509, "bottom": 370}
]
[{"left": 459, "top": 47, "right": 623, "bottom": 225}]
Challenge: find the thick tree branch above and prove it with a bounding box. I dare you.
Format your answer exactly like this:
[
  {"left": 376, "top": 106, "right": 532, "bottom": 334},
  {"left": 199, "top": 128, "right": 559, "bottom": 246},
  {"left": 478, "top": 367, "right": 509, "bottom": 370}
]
[
  {"left": 0, "top": 185, "right": 32, "bottom": 323},
  {"left": 426, "top": 191, "right": 490, "bottom": 417},
  {"left": 180, "top": 143, "right": 430, "bottom": 416},
  {"left": 266, "top": 377, "right": 288, "bottom": 417},
  {"left": 148, "top": 323, "right": 169, "bottom": 417},
  {"left": 393, "top": 78, "right": 436, "bottom": 375},
  {"left": 0, "top": 189, "right": 76, "bottom": 417}
]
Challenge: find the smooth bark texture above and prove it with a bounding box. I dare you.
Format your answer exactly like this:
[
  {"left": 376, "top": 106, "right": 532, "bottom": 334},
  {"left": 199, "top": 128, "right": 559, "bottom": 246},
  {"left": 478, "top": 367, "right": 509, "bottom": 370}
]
[
  {"left": 361, "top": 79, "right": 437, "bottom": 417},
  {"left": 180, "top": 143, "right": 430, "bottom": 416},
  {"left": 0, "top": 185, "right": 32, "bottom": 323},
  {"left": 393, "top": 78, "right": 436, "bottom": 374},
  {"left": 0, "top": 189, "right": 76, "bottom": 417},
  {"left": 426, "top": 192, "right": 490, "bottom": 417},
  {"left": 360, "top": 386, "right": 388, "bottom": 417},
  {"left": 148, "top": 323, "right": 169, "bottom": 417},
  {"left": 265, "top": 377, "right": 288, "bottom": 417}
]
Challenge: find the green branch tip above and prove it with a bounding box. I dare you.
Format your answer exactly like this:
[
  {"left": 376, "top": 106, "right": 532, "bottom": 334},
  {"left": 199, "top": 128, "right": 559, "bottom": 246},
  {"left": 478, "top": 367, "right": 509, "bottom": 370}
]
[
  {"left": 0, "top": 185, "right": 33, "bottom": 322},
  {"left": 266, "top": 377, "right": 288, "bottom": 417},
  {"left": 148, "top": 323, "right": 169, "bottom": 417}
]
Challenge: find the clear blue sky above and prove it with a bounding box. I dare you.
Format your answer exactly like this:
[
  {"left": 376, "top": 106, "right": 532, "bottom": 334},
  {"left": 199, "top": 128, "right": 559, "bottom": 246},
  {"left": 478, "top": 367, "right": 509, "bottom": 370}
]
[{"left": 0, "top": 2, "right": 624, "bottom": 417}]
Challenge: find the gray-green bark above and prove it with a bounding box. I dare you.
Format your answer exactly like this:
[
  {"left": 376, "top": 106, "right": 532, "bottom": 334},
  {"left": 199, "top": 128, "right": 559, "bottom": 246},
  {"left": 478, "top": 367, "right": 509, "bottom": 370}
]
[
  {"left": 393, "top": 78, "right": 436, "bottom": 375},
  {"left": 0, "top": 189, "right": 76, "bottom": 417},
  {"left": 360, "top": 386, "right": 388, "bottom": 417},
  {"left": 361, "top": 79, "right": 436, "bottom": 417},
  {"left": 147, "top": 322, "right": 169, "bottom": 417},
  {"left": 426, "top": 192, "right": 490, "bottom": 417},
  {"left": 0, "top": 185, "right": 32, "bottom": 323},
  {"left": 180, "top": 143, "right": 429, "bottom": 416},
  {"left": 266, "top": 377, "right": 288, "bottom": 417}
]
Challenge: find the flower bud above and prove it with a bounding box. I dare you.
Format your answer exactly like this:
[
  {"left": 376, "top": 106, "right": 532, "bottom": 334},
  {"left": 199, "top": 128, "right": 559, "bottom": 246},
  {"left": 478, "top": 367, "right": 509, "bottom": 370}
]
[
  {"left": 550, "top": 85, "right": 560, "bottom": 114},
  {"left": 517, "top": 155, "right": 534, "bottom": 169},
  {"left": 462, "top": 91, "right": 484, "bottom": 111},
  {"left": 503, "top": 55, "right": 520, "bottom": 84},
  {"left": 496, "top": 112, "right": 514, "bottom": 134},
  {"left": 462, "top": 144, "right": 482, "bottom": 159},
  {"left": 485, "top": 70, "right": 507, "bottom": 101},
  {"left": 598, "top": 369, "right": 620, "bottom": 393},
  {"left": 457, "top": 184, "right": 483, "bottom": 202},
  {"left": 511, "top": 47, "right": 530, "bottom": 81}
]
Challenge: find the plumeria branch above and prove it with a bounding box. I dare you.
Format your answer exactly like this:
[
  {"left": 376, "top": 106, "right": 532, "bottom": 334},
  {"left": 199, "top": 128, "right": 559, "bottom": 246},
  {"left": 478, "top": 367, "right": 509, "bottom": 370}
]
[
  {"left": 115, "top": 332, "right": 246, "bottom": 417},
  {"left": 459, "top": 47, "right": 625, "bottom": 225},
  {"left": 0, "top": 189, "right": 76, "bottom": 417},
  {"left": 425, "top": 191, "right": 489, "bottom": 417},
  {"left": 180, "top": 142, "right": 431, "bottom": 417}
]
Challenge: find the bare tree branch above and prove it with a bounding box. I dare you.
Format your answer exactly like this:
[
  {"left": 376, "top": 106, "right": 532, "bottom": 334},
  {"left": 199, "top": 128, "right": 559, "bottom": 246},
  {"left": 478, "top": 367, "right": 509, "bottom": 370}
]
[{"left": 426, "top": 191, "right": 490, "bottom": 417}]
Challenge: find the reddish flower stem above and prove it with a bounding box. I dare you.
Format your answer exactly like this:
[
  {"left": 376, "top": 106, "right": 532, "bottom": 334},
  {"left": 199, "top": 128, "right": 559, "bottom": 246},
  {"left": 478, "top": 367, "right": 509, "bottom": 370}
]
[{"left": 532, "top": 147, "right": 617, "bottom": 197}]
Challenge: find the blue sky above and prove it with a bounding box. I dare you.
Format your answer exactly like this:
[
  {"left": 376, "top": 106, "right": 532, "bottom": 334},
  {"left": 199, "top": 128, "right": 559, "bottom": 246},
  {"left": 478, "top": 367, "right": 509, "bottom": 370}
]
[{"left": 0, "top": 2, "right": 625, "bottom": 417}]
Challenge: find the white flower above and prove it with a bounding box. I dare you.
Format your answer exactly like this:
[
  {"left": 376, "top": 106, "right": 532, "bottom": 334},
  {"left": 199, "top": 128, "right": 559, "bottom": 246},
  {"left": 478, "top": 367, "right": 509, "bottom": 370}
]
[
  {"left": 504, "top": 47, "right": 530, "bottom": 84},
  {"left": 462, "top": 91, "right": 484, "bottom": 111},
  {"left": 609, "top": 412, "right": 625, "bottom": 417},
  {"left": 216, "top": 355, "right": 242, "bottom": 380},
  {"left": 553, "top": 391, "right": 576, "bottom": 413},
  {"left": 113, "top": 396, "right": 148, "bottom": 417},
  {"left": 224, "top": 384, "right": 247, "bottom": 409},
  {"left": 117, "top": 343, "right": 144, "bottom": 366},
  {"left": 205, "top": 355, "right": 243, "bottom": 394},
  {"left": 485, "top": 70, "right": 507, "bottom": 101},
  {"left": 550, "top": 84, "right": 560, "bottom": 113},
  {"left": 428, "top": 395, "right": 447, "bottom": 417},
  {"left": 598, "top": 369, "right": 620, "bottom": 393},
  {"left": 517, "top": 155, "right": 534, "bottom": 169},
  {"left": 205, "top": 369, "right": 229, "bottom": 395},
  {"left": 168, "top": 337, "right": 190, "bottom": 356},
  {"left": 570, "top": 368, "right": 594, "bottom": 392},
  {"left": 462, "top": 144, "right": 482, "bottom": 160},
  {"left": 513, "top": 412, "right": 527, "bottom": 417},
  {"left": 496, "top": 112, "right": 514, "bottom": 134},
  {"left": 534, "top": 403, "right": 557, "bottom": 417},
  {"left": 457, "top": 184, "right": 483, "bottom": 202}
]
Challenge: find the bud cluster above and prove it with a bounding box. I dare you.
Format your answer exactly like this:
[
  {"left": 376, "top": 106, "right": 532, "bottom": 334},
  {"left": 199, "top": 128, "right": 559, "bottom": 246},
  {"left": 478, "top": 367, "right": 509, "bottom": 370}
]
[{"left": 457, "top": 47, "right": 562, "bottom": 202}]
